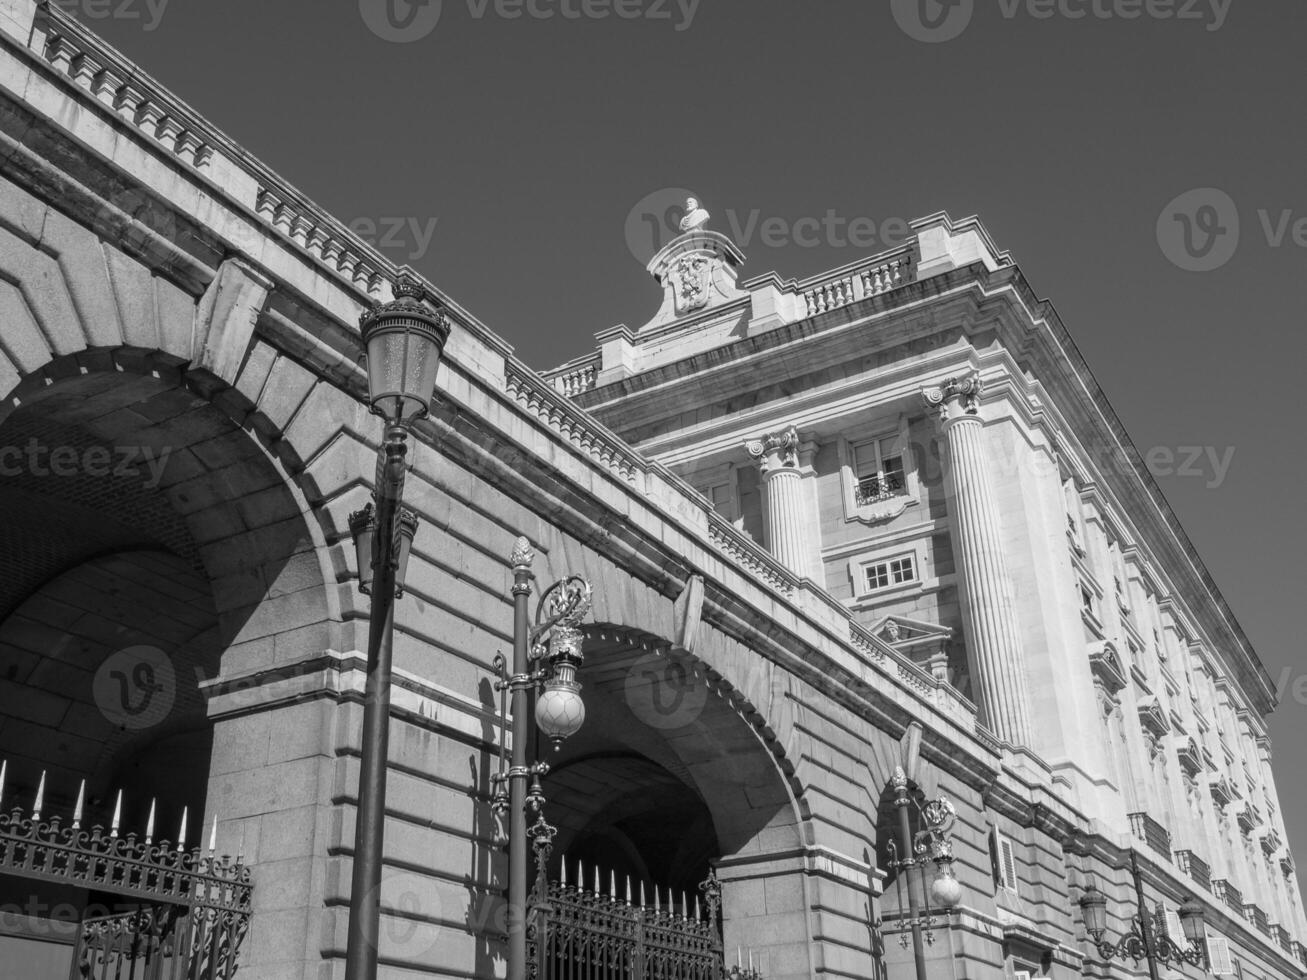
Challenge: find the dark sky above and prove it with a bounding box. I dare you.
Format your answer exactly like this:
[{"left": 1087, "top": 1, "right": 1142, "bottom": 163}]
[{"left": 84, "top": 0, "right": 1307, "bottom": 893}]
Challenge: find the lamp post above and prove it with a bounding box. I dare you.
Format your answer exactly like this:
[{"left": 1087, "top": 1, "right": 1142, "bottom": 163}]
[
  {"left": 344, "top": 275, "right": 450, "bottom": 980},
  {"left": 1078, "top": 849, "right": 1207, "bottom": 978},
  {"left": 885, "top": 767, "right": 963, "bottom": 980},
  {"left": 492, "top": 540, "right": 593, "bottom": 980}
]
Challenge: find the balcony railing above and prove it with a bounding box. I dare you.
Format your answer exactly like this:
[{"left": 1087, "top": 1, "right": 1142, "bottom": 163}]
[
  {"left": 1128, "top": 812, "right": 1172, "bottom": 860},
  {"left": 1246, "top": 905, "right": 1270, "bottom": 936},
  {"left": 1175, "top": 850, "right": 1211, "bottom": 891},
  {"left": 1212, "top": 879, "right": 1244, "bottom": 917},
  {"left": 854, "top": 474, "right": 905, "bottom": 506},
  {"left": 1276, "top": 925, "right": 1292, "bottom": 953}
]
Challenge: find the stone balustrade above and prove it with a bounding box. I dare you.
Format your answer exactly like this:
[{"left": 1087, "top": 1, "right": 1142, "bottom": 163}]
[{"left": 800, "top": 251, "right": 913, "bottom": 317}]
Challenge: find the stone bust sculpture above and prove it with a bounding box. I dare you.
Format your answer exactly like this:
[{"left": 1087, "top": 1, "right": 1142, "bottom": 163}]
[{"left": 679, "top": 197, "right": 710, "bottom": 233}]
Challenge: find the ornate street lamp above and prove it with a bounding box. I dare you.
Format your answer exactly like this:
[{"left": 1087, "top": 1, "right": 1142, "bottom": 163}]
[
  {"left": 492, "top": 539, "right": 593, "bottom": 980},
  {"left": 1079, "top": 850, "right": 1207, "bottom": 980},
  {"left": 344, "top": 274, "right": 450, "bottom": 980},
  {"left": 885, "top": 768, "right": 962, "bottom": 980}
]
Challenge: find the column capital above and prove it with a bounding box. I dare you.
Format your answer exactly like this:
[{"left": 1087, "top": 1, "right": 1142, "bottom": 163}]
[
  {"left": 923, "top": 373, "right": 983, "bottom": 424},
  {"left": 746, "top": 424, "right": 800, "bottom": 475}
]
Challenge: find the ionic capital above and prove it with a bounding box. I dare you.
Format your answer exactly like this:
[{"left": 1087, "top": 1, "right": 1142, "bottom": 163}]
[
  {"left": 745, "top": 425, "right": 800, "bottom": 475},
  {"left": 923, "top": 373, "right": 983, "bottom": 424}
]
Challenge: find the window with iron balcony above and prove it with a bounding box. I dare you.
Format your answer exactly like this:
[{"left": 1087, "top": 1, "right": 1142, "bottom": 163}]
[
  {"left": 852, "top": 436, "right": 906, "bottom": 506},
  {"left": 1128, "top": 812, "right": 1172, "bottom": 860}
]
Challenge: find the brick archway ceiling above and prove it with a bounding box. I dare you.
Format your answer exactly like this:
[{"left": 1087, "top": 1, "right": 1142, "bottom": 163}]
[
  {"left": 542, "top": 632, "right": 801, "bottom": 857},
  {"left": 0, "top": 548, "right": 219, "bottom": 826}
]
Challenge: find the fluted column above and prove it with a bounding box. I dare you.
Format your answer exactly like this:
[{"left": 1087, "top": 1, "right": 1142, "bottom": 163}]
[
  {"left": 924, "top": 374, "right": 1033, "bottom": 747},
  {"left": 747, "top": 425, "right": 810, "bottom": 577}
]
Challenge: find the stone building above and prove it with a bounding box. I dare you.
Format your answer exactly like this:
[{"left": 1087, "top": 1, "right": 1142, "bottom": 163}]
[{"left": 0, "top": 1, "right": 1302, "bottom": 978}]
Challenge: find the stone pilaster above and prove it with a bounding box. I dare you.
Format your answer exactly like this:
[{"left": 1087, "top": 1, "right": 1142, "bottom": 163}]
[
  {"left": 923, "top": 375, "right": 1033, "bottom": 747},
  {"left": 746, "top": 425, "right": 811, "bottom": 578}
]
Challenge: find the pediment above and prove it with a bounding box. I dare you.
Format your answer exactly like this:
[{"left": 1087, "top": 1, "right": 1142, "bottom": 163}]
[
  {"left": 1176, "top": 737, "right": 1203, "bottom": 779},
  {"left": 870, "top": 615, "right": 952, "bottom": 650},
  {"left": 1088, "top": 641, "right": 1127, "bottom": 695},
  {"left": 1137, "top": 695, "right": 1171, "bottom": 738}
]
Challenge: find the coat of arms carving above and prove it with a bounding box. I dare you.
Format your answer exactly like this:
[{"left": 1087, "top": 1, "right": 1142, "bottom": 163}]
[{"left": 670, "top": 254, "right": 711, "bottom": 314}]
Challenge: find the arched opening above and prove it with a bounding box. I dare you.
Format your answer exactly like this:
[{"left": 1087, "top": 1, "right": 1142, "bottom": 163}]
[
  {"left": 528, "top": 625, "right": 807, "bottom": 974},
  {"left": 0, "top": 349, "right": 334, "bottom": 976}
]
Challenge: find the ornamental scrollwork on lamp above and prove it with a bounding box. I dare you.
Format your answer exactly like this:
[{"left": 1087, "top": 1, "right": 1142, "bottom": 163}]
[
  {"left": 922, "top": 373, "right": 983, "bottom": 423},
  {"left": 745, "top": 425, "right": 800, "bottom": 474}
]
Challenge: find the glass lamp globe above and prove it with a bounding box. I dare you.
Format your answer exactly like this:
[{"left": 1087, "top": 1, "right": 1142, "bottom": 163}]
[
  {"left": 931, "top": 865, "right": 963, "bottom": 909},
  {"left": 536, "top": 661, "right": 585, "bottom": 749}
]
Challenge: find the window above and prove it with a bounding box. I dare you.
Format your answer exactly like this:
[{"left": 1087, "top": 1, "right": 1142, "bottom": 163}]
[
  {"left": 1205, "top": 931, "right": 1234, "bottom": 976},
  {"left": 707, "top": 481, "right": 735, "bottom": 521},
  {"left": 1080, "top": 583, "right": 1098, "bottom": 619},
  {"left": 852, "top": 436, "right": 906, "bottom": 505},
  {"left": 1127, "top": 639, "right": 1141, "bottom": 666},
  {"left": 864, "top": 554, "right": 916, "bottom": 592},
  {"left": 991, "top": 828, "right": 1019, "bottom": 892}
]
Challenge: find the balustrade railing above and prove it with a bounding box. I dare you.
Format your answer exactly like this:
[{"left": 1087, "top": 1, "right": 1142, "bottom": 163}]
[
  {"left": 1174, "top": 850, "right": 1211, "bottom": 890},
  {"left": 801, "top": 250, "right": 914, "bottom": 317},
  {"left": 1127, "top": 812, "right": 1172, "bottom": 860},
  {"left": 1212, "top": 879, "right": 1244, "bottom": 917}
]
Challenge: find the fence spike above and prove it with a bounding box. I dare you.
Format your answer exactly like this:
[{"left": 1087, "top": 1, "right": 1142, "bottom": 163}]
[
  {"left": 654, "top": 884, "right": 660, "bottom": 914},
  {"left": 640, "top": 880, "right": 646, "bottom": 908},
  {"left": 208, "top": 815, "right": 217, "bottom": 853},
  {"left": 593, "top": 863, "right": 599, "bottom": 896},
  {"left": 695, "top": 894, "right": 701, "bottom": 920},
  {"left": 0, "top": 759, "right": 6, "bottom": 809},
  {"left": 145, "top": 799, "right": 156, "bottom": 844},
  {"left": 560, "top": 854, "right": 567, "bottom": 887},
  {"left": 32, "top": 770, "right": 46, "bottom": 821},
  {"left": 177, "top": 806, "right": 188, "bottom": 851},
  {"left": 625, "top": 876, "right": 631, "bottom": 905},
  {"left": 110, "top": 791, "right": 122, "bottom": 836},
  {"left": 610, "top": 870, "right": 616, "bottom": 899},
  {"left": 72, "top": 780, "right": 85, "bottom": 829}
]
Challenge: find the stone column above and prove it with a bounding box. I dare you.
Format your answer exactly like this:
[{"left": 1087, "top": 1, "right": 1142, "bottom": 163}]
[
  {"left": 746, "top": 425, "right": 811, "bottom": 578},
  {"left": 923, "top": 375, "right": 1033, "bottom": 747}
]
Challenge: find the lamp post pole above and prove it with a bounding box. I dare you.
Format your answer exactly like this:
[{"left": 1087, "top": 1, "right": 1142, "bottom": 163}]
[
  {"left": 494, "top": 546, "right": 593, "bottom": 980},
  {"left": 507, "top": 544, "right": 534, "bottom": 980},
  {"left": 344, "top": 428, "right": 406, "bottom": 980},
  {"left": 1078, "top": 849, "right": 1207, "bottom": 973},
  {"left": 1130, "top": 850, "right": 1163, "bottom": 980},
  {"left": 343, "top": 275, "right": 450, "bottom": 980},
  {"left": 893, "top": 777, "right": 929, "bottom": 980}
]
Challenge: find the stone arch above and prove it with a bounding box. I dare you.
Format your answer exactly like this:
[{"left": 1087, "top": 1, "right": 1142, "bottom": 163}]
[{"left": 0, "top": 342, "right": 358, "bottom": 977}]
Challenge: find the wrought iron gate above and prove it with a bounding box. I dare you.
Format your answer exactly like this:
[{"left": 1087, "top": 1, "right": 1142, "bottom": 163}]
[
  {"left": 528, "top": 877, "right": 725, "bottom": 980},
  {"left": 0, "top": 769, "right": 252, "bottom": 980}
]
